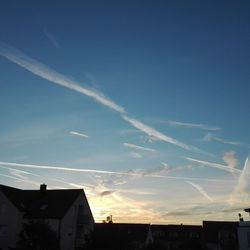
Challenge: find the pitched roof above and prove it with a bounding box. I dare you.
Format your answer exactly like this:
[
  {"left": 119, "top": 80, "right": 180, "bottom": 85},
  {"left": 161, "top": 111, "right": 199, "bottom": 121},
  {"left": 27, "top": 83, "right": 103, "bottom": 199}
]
[
  {"left": 244, "top": 208, "right": 250, "bottom": 213},
  {"left": 0, "top": 184, "right": 82, "bottom": 219}
]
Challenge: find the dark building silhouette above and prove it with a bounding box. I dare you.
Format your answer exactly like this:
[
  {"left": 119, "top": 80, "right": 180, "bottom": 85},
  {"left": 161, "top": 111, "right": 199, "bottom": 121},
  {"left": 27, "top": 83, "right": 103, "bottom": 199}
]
[
  {"left": 148, "top": 224, "right": 202, "bottom": 250},
  {"left": 203, "top": 221, "right": 239, "bottom": 250},
  {"left": 89, "top": 223, "right": 151, "bottom": 250},
  {"left": 0, "top": 184, "right": 94, "bottom": 250}
]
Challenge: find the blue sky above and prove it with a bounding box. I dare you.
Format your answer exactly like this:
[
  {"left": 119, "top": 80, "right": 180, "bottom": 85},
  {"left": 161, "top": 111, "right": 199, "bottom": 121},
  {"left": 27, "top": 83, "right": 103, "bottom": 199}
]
[{"left": 0, "top": 0, "right": 250, "bottom": 224}]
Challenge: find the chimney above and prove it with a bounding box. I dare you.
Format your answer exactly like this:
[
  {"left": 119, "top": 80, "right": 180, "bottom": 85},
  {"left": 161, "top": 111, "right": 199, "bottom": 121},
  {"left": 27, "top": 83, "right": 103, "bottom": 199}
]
[{"left": 40, "top": 184, "right": 47, "bottom": 193}]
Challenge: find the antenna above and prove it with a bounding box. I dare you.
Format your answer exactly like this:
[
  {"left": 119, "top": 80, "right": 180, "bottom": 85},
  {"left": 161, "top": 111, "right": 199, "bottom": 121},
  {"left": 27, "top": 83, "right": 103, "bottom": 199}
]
[
  {"left": 107, "top": 215, "right": 113, "bottom": 223},
  {"left": 238, "top": 213, "right": 244, "bottom": 222}
]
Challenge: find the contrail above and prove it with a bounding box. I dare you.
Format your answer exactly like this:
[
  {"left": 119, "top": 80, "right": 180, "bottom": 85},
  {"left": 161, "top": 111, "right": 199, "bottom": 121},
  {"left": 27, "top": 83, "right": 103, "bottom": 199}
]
[
  {"left": 123, "top": 115, "right": 191, "bottom": 150},
  {"left": 123, "top": 143, "right": 155, "bottom": 152},
  {"left": 0, "top": 44, "right": 125, "bottom": 113},
  {"left": 231, "top": 156, "right": 250, "bottom": 199},
  {"left": 70, "top": 131, "right": 89, "bottom": 138},
  {"left": 168, "top": 120, "right": 221, "bottom": 131},
  {"left": 0, "top": 161, "right": 127, "bottom": 175},
  {"left": 0, "top": 161, "right": 231, "bottom": 182},
  {"left": 187, "top": 181, "right": 213, "bottom": 202},
  {"left": 186, "top": 157, "right": 242, "bottom": 174},
  {"left": 0, "top": 44, "right": 207, "bottom": 152}
]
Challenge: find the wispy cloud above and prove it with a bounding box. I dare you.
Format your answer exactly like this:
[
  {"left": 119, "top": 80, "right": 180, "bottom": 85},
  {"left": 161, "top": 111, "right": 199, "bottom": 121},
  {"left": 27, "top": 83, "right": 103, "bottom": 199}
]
[
  {"left": 0, "top": 44, "right": 207, "bottom": 153},
  {"left": 129, "top": 152, "right": 143, "bottom": 158},
  {"left": 50, "top": 178, "right": 94, "bottom": 191},
  {"left": 187, "top": 181, "right": 213, "bottom": 202},
  {"left": 159, "top": 162, "right": 194, "bottom": 174},
  {"left": 0, "top": 169, "right": 41, "bottom": 187},
  {"left": 43, "top": 28, "right": 61, "bottom": 49},
  {"left": 70, "top": 131, "right": 89, "bottom": 138},
  {"left": 168, "top": 120, "right": 221, "bottom": 131},
  {"left": 123, "top": 143, "right": 155, "bottom": 152},
  {"left": 160, "top": 162, "right": 169, "bottom": 167},
  {"left": 93, "top": 163, "right": 189, "bottom": 188},
  {"left": 214, "top": 136, "right": 242, "bottom": 146},
  {"left": 186, "top": 157, "right": 242, "bottom": 174},
  {"left": 0, "top": 165, "right": 39, "bottom": 177},
  {"left": 166, "top": 202, "right": 245, "bottom": 218},
  {"left": 122, "top": 115, "right": 191, "bottom": 150},
  {"left": 100, "top": 190, "right": 116, "bottom": 197},
  {"left": 0, "top": 173, "right": 24, "bottom": 181},
  {"left": 202, "top": 133, "right": 242, "bottom": 146},
  {"left": 139, "top": 165, "right": 172, "bottom": 176},
  {"left": 123, "top": 116, "right": 213, "bottom": 156},
  {"left": 0, "top": 164, "right": 41, "bottom": 185}
]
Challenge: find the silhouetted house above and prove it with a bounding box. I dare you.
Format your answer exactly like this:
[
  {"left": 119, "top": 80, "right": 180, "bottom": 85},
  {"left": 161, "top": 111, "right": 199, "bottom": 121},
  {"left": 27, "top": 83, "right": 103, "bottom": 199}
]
[
  {"left": 149, "top": 224, "right": 202, "bottom": 250},
  {"left": 91, "top": 223, "right": 150, "bottom": 250},
  {"left": 203, "top": 221, "right": 239, "bottom": 250},
  {"left": 238, "top": 208, "right": 250, "bottom": 250},
  {"left": 0, "top": 184, "right": 94, "bottom": 250}
]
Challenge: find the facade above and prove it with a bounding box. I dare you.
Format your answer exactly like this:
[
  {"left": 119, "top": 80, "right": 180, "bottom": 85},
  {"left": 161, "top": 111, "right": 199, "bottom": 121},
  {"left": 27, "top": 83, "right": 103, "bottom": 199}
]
[
  {"left": 238, "top": 208, "right": 250, "bottom": 250},
  {"left": 238, "top": 221, "right": 250, "bottom": 250},
  {"left": 0, "top": 184, "right": 94, "bottom": 250}
]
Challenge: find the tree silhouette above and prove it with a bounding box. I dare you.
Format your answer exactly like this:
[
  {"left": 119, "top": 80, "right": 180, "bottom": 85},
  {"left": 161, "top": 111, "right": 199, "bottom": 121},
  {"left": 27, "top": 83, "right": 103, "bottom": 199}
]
[{"left": 17, "top": 220, "right": 60, "bottom": 250}]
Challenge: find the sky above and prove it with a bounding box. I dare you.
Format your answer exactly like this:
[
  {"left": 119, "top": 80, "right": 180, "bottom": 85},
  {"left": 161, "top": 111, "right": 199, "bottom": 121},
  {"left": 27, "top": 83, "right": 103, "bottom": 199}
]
[{"left": 0, "top": 0, "right": 250, "bottom": 224}]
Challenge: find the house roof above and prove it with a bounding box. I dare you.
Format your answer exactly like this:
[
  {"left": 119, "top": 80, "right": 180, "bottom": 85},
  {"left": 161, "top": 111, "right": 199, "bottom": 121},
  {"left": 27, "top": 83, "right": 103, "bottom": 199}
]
[
  {"left": 151, "top": 224, "right": 202, "bottom": 230},
  {"left": 0, "top": 184, "right": 83, "bottom": 219},
  {"left": 244, "top": 208, "right": 250, "bottom": 213}
]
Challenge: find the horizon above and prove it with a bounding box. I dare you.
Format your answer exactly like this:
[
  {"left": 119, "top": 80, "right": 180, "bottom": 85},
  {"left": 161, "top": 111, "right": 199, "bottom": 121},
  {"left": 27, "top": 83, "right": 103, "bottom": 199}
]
[
  {"left": 1, "top": 182, "right": 248, "bottom": 226},
  {"left": 0, "top": 0, "right": 250, "bottom": 225}
]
